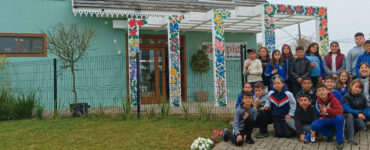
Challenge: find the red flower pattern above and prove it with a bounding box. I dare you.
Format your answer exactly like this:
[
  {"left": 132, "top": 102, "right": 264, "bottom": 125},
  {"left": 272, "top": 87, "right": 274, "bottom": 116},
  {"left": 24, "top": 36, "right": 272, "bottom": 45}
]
[
  {"left": 286, "top": 8, "right": 293, "bottom": 15},
  {"left": 306, "top": 7, "right": 314, "bottom": 15},
  {"left": 320, "top": 18, "right": 328, "bottom": 28},
  {"left": 128, "top": 19, "right": 137, "bottom": 28},
  {"left": 319, "top": 28, "right": 327, "bottom": 39},
  {"left": 318, "top": 8, "right": 327, "bottom": 17},
  {"left": 137, "top": 20, "right": 144, "bottom": 27},
  {"left": 129, "top": 29, "right": 137, "bottom": 36},
  {"left": 295, "top": 6, "right": 302, "bottom": 13},
  {"left": 279, "top": 5, "right": 286, "bottom": 13}
]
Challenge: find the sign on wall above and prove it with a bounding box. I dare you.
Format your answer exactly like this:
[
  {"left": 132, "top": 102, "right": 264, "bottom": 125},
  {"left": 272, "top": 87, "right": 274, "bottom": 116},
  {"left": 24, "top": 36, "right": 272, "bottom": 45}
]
[{"left": 202, "top": 42, "right": 243, "bottom": 60}]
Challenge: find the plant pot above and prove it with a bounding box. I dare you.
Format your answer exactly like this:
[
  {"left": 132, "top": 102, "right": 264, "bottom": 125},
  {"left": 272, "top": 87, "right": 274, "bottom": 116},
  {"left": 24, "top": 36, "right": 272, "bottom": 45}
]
[
  {"left": 70, "top": 103, "right": 90, "bottom": 117},
  {"left": 195, "top": 91, "right": 209, "bottom": 102}
]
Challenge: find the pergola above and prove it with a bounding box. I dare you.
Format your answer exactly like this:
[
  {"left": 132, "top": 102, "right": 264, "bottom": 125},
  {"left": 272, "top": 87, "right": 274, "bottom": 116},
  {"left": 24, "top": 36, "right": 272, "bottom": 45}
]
[{"left": 72, "top": 0, "right": 328, "bottom": 107}]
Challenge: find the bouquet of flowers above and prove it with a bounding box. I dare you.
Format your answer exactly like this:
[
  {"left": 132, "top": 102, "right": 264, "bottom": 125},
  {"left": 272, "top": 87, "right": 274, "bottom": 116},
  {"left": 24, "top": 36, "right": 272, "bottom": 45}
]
[
  {"left": 190, "top": 137, "right": 213, "bottom": 150},
  {"left": 211, "top": 129, "right": 223, "bottom": 143}
]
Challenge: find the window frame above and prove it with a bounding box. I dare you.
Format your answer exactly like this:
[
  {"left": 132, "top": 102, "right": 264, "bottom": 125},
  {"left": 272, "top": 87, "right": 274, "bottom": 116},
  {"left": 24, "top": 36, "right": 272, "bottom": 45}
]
[{"left": 0, "top": 33, "right": 47, "bottom": 57}]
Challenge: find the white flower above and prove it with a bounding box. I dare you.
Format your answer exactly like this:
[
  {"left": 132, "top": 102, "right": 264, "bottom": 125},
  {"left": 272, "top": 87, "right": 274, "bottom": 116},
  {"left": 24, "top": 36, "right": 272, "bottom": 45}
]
[{"left": 191, "top": 137, "right": 215, "bottom": 150}]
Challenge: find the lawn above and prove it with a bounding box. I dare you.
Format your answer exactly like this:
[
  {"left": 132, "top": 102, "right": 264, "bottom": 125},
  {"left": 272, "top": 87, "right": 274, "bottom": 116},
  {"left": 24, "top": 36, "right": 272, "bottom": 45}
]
[{"left": 0, "top": 116, "right": 231, "bottom": 150}]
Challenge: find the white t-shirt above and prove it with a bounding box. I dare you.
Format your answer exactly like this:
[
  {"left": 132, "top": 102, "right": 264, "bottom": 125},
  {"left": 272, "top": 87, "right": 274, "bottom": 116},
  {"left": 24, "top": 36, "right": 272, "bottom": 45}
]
[{"left": 331, "top": 54, "right": 337, "bottom": 73}]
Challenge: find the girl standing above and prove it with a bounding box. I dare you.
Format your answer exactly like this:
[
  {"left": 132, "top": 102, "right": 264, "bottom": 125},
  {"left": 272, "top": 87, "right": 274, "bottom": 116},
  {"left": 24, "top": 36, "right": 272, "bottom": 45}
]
[
  {"left": 323, "top": 41, "right": 346, "bottom": 78},
  {"left": 305, "top": 42, "right": 325, "bottom": 87},
  {"left": 281, "top": 44, "right": 295, "bottom": 92},
  {"left": 258, "top": 47, "right": 271, "bottom": 89},
  {"left": 336, "top": 70, "right": 351, "bottom": 95},
  {"left": 265, "top": 50, "right": 286, "bottom": 88}
]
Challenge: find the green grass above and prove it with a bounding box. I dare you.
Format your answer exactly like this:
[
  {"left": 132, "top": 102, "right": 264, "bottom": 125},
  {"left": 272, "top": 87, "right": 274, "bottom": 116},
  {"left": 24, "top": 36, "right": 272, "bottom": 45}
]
[{"left": 0, "top": 117, "right": 231, "bottom": 150}]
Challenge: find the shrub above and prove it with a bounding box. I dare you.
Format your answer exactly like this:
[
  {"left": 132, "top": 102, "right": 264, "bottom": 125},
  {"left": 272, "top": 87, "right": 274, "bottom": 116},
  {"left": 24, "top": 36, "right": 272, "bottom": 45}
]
[
  {"left": 182, "top": 102, "right": 190, "bottom": 120},
  {"left": 195, "top": 103, "right": 213, "bottom": 121},
  {"left": 121, "top": 97, "right": 131, "bottom": 120},
  {"left": 0, "top": 90, "right": 15, "bottom": 120},
  {"left": 0, "top": 90, "right": 38, "bottom": 120},
  {"left": 13, "top": 93, "right": 36, "bottom": 119},
  {"left": 160, "top": 100, "right": 170, "bottom": 118},
  {"left": 148, "top": 104, "right": 157, "bottom": 119},
  {"left": 35, "top": 101, "right": 44, "bottom": 119}
]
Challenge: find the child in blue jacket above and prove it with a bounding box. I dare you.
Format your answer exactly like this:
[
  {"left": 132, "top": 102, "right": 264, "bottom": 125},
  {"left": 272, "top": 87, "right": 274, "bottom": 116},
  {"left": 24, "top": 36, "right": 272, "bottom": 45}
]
[
  {"left": 265, "top": 50, "right": 287, "bottom": 89},
  {"left": 305, "top": 42, "right": 325, "bottom": 87},
  {"left": 343, "top": 79, "right": 370, "bottom": 145},
  {"left": 323, "top": 75, "right": 343, "bottom": 104},
  {"left": 261, "top": 75, "right": 296, "bottom": 138},
  {"left": 236, "top": 82, "right": 254, "bottom": 108},
  {"left": 355, "top": 40, "right": 370, "bottom": 78}
]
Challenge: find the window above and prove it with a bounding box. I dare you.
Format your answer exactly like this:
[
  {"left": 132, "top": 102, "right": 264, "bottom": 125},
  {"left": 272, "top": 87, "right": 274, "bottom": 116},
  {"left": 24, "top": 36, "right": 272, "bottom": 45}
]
[{"left": 0, "top": 33, "right": 47, "bottom": 57}]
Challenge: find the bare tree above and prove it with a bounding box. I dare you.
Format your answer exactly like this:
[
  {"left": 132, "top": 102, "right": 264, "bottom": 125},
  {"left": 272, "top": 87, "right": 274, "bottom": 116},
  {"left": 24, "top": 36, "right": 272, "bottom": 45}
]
[
  {"left": 44, "top": 23, "right": 95, "bottom": 104},
  {"left": 293, "top": 36, "right": 312, "bottom": 52}
]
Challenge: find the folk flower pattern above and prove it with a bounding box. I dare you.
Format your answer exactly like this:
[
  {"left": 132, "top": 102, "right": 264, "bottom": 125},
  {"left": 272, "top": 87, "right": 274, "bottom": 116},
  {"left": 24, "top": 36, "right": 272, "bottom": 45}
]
[
  {"left": 264, "top": 4, "right": 329, "bottom": 56},
  {"left": 213, "top": 9, "right": 230, "bottom": 107},
  {"left": 168, "top": 15, "right": 184, "bottom": 107},
  {"left": 128, "top": 18, "right": 147, "bottom": 106}
]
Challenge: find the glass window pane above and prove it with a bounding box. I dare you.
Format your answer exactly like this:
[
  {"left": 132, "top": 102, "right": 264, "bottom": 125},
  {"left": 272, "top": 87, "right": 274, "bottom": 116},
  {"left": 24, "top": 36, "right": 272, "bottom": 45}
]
[
  {"left": 20, "top": 37, "right": 44, "bottom": 53},
  {"left": 140, "top": 38, "right": 155, "bottom": 44},
  {"left": 140, "top": 50, "right": 155, "bottom": 98},
  {"left": 157, "top": 38, "right": 167, "bottom": 44},
  {"left": 0, "top": 34, "right": 45, "bottom": 55},
  {"left": 0, "top": 36, "right": 17, "bottom": 53}
]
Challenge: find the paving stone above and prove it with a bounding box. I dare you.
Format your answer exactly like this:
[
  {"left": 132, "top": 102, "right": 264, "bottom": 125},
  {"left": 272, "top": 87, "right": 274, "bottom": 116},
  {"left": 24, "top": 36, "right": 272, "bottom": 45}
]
[
  {"left": 325, "top": 143, "right": 335, "bottom": 150},
  {"left": 212, "top": 125, "right": 370, "bottom": 150},
  {"left": 351, "top": 144, "right": 360, "bottom": 150}
]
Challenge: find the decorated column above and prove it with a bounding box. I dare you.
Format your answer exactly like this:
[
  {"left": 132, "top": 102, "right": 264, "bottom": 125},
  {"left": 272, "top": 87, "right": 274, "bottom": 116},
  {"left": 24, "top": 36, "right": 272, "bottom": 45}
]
[
  {"left": 128, "top": 18, "right": 147, "bottom": 106},
  {"left": 168, "top": 15, "right": 184, "bottom": 107},
  {"left": 264, "top": 4, "right": 276, "bottom": 52},
  {"left": 317, "top": 7, "right": 329, "bottom": 56},
  {"left": 263, "top": 4, "right": 329, "bottom": 55},
  {"left": 212, "top": 9, "right": 231, "bottom": 107}
]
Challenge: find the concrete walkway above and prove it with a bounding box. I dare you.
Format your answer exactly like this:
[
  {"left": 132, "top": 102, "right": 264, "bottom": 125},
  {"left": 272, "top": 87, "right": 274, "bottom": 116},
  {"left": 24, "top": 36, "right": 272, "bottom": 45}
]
[{"left": 213, "top": 124, "right": 370, "bottom": 150}]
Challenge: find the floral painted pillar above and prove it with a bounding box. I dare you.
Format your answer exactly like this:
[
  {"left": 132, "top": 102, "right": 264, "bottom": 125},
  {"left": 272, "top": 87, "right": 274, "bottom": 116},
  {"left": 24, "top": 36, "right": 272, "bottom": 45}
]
[
  {"left": 264, "top": 5, "right": 276, "bottom": 52},
  {"left": 168, "top": 15, "right": 184, "bottom": 107},
  {"left": 317, "top": 7, "right": 329, "bottom": 56},
  {"left": 264, "top": 4, "right": 329, "bottom": 56},
  {"left": 128, "top": 18, "right": 147, "bottom": 106},
  {"left": 212, "top": 9, "right": 231, "bottom": 107}
]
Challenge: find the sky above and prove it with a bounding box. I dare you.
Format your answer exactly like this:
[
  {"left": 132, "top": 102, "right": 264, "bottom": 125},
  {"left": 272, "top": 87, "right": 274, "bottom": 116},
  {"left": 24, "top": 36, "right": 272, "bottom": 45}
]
[{"left": 257, "top": 0, "right": 370, "bottom": 55}]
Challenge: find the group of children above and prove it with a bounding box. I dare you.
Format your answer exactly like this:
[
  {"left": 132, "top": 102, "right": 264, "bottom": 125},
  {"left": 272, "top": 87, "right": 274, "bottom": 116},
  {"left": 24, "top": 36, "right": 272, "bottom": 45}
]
[{"left": 223, "top": 32, "right": 370, "bottom": 149}]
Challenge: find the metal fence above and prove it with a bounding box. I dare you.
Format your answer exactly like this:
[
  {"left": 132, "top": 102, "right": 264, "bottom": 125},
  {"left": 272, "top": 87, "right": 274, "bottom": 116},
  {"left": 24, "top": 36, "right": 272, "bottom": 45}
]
[{"left": 3, "top": 46, "right": 248, "bottom": 119}]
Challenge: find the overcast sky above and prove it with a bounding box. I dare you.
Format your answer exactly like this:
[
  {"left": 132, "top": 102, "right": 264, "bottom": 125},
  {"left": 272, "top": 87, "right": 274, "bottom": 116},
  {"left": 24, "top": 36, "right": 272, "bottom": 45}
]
[{"left": 257, "top": 0, "right": 370, "bottom": 55}]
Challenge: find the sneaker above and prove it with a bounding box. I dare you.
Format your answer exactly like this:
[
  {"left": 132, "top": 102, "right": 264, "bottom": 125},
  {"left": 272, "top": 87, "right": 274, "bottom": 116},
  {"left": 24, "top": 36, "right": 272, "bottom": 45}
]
[
  {"left": 327, "top": 137, "right": 334, "bottom": 143},
  {"left": 348, "top": 138, "right": 358, "bottom": 145},
  {"left": 223, "top": 128, "right": 230, "bottom": 142},
  {"left": 256, "top": 132, "right": 269, "bottom": 138},
  {"left": 336, "top": 142, "right": 344, "bottom": 149},
  {"left": 245, "top": 138, "right": 255, "bottom": 144}
]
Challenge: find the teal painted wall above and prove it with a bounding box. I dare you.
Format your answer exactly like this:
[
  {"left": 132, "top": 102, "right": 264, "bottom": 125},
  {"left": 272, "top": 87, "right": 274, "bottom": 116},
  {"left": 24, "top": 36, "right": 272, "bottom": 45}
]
[
  {"left": 183, "top": 31, "right": 256, "bottom": 102},
  {"left": 0, "top": 0, "right": 257, "bottom": 109}
]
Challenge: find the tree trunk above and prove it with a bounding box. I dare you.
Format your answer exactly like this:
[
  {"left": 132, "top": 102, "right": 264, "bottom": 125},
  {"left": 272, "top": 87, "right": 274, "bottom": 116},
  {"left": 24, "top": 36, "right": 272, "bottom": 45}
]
[
  {"left": 71, "top": 64, "right": 78, "bottom": 104},
  {"left": 200, "top": 73, "right": 203, "bottom": 91}
]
